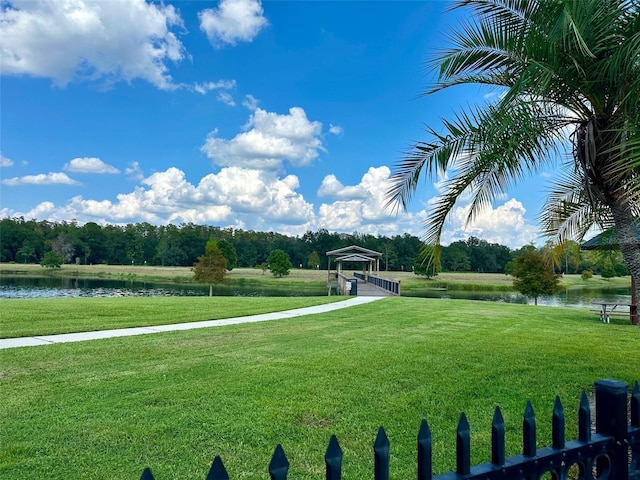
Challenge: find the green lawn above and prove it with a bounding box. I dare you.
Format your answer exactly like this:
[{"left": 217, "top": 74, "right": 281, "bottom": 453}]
[
  {"left": 0, "top": 296, "right": 344, "bottom": 338},
  {"left": 1, "top": 297, "right": 638, "bottom": 480}
]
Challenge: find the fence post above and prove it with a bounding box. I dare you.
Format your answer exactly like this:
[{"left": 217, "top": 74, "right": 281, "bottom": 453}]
[{"left": 595, "top": 379, "right": 629, "bottom": 480}]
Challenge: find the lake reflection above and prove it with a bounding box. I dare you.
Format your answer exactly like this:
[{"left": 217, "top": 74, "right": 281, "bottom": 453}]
[
  {"left": 0, "top": 275, "right": 632, "bottom": 307},
  {"left": 412, "top": 287, "right": 632, "bottom": 308},
  {"left": 0, "top": 276, "right": 326, "bottom": 298}
]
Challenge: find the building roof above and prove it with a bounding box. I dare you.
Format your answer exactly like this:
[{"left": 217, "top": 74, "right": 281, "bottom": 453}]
[
  {"left": 335, "top": 253, "right": 378, "bottom": 263},
  {"left": 326, "top": 245, "right": 383, "bottom": 257}
]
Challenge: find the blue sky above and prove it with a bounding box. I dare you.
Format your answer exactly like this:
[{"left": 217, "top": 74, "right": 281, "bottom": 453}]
[{"left": 1, "top": 0, "right": 552, "bottom": 249}]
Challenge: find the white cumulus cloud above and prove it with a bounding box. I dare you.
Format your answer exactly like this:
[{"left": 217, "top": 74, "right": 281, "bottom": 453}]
[
  {"left": 0, "top": 153, "right": 14, "bottom": 167},
  {"left": 16, "top": 167, "right": 315, "bottom": 232},
  {"left": 317, "top": 166, "right": 398, "bottom": 231},
  {"left": 201, "top": 107, "right": 324, "bottom": 170},
  {"left": 1, "top": 172, "right": 80, "bottom": 186},
  {"left": 1, "top": 0, "right": 187, "bottom": 89},
  {"left": 125, "top": 162, "right": 145, "bottom": 182},
  {"left": 318, "top": 174, "right": 367, "bottom": 200},
  {"left": 440, "top": 198, "right": 538, "bottom": 248},
  {"left": 199, "top": 0, "right": 268, "bottom": 47},
  {"left": 64, "top": 157, "right": 120, "bottom": 174}
]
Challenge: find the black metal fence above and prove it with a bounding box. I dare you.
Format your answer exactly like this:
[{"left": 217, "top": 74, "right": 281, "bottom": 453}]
[{"left": 140, "top": 378, "right": 639, "bottom": 480}]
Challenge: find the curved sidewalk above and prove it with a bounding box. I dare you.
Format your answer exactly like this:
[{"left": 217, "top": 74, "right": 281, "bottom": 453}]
[{"left": 0, "top": 296, "right": 385, "bottom": 350}]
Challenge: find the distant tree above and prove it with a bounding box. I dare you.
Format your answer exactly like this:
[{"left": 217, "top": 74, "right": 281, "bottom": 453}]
[
  {"left": 553, "top": 240, "right": 582, "bottom": 274},
  {"left": 217, "top": 239, "right": 238, "bottom": 271},
  {"left": 308, "top": 251, "right": 320, "bottom": 269},
  {"left": 511, "top": 250, "right": 562, "bottom": 305},
  {"left": 192, "top": 239, "right": 227, "bottom": 296},
  {"left": 40, "top": 251, "right": 64, "bottom": 270},
  {"left": 601, "top": 265, "right": 617, "bottom": 279},
  {"left": 614, "top": 263, "right": 630, "bottom": 277},
  {"left": 441, "top": 242, "right": 471, "bottom": 272},
  {"left": 267, "top": 249, "right": 293, "bottom": 278},
  {"left": 414, "top": 252, "right": 440, "bottom": 278},
  {"left": 16, "top": 242, "right": 37, "bottom": 263},
  {"left": 51, "top": 233, "right": 75, "bottom": 264}
]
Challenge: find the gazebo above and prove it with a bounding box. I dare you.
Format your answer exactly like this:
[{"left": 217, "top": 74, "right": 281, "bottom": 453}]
[
  {"left": 325, "top": 245, "right": 383, "bottom": 295},
  {"left": 581, "top": 226, "right": 639, "bottom": 324},
  {"left": 326, "top": 245, "right": 382, "bottom": 275}
]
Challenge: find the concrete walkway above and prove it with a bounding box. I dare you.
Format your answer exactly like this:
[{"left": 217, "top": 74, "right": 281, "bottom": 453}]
[{"left": 0, "top": 296, "right": 385, "bottom": 350}]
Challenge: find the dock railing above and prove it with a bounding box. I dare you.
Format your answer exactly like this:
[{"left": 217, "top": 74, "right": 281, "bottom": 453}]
[{"left": 353, "top": 272, "right": 400, "bottom": 295}]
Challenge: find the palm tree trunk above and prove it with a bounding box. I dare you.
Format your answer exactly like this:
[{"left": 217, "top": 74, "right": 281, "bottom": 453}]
[{"left": 609, "top": 200, "right": 640, "bottom": 324}]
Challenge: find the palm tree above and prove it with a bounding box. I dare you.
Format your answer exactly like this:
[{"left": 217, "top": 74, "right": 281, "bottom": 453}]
[{"left": 387, "top": 0, "right": 640, "bottom": 302}]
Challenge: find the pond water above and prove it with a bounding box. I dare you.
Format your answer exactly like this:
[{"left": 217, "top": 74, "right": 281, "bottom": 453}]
[
  {"left": 0, "top": 275, "right": 632, "bottom": 308},
  {"left": 409, "top": 287, "right": 632, "bottom": 308},
  {"left": 0, "top": 276, "right": 326, "bottom": 299}
]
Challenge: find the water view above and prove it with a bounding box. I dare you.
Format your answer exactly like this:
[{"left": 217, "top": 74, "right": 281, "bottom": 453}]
[
  {"left": 0, "top": 275, "right": 632, "bottom": 308},
  {"left": 0, "top": 276, "right": 327, "bottom": 299}
]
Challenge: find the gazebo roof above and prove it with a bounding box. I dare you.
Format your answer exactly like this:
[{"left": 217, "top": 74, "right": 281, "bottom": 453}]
[
  {"left": 335, "top": 253, "right": 377, "bottom": 263},
  {"left": 326, "top": 245, "right": 382, "bottom": 257},
  {"left": 581, "top": 224, "right": 640, "bottom": 250}
]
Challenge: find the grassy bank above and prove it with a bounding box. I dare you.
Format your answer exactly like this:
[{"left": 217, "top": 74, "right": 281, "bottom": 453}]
[
  {"left": 1, "top": 297, "right": 638, "bottom": 479},
  {"left": 0, "top": 296, "right": 345, "bottom": 338}
]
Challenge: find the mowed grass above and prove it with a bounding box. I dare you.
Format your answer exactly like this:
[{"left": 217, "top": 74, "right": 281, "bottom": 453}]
[
  {"left": 0, "top": 296, "right": 345, "bottom": 338},
  {"left": 1, "top": 297, "right": 639, "bottom": 479}
]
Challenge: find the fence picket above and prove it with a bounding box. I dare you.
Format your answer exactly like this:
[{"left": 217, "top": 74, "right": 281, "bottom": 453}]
[
  {"left": 374, "top": 426, "right": 390, "bottom": 480},
  {"left": 523, "top": 401, "right": 536, "bottom": 457},
  {"left": 491, "top": 406, "right": 505, "bottom": 466},
  {"left": 325, "top": 434, "right": 342, "bottom": 480},
  {"left": 269, "top": 444, "right": 289, "bottom": 480},
  {"left": 456, "top": 413, "right": 470, "bottom": 476},
  {"left": 206, "top": 456, "right": 229, "bottom": 480},
  {"left": 578, "top": 390, "right": 591, "bottom": 442},
  {"left": 139, "top": 467, "right": 154, "bottom": 480},
  {"left": 133, "top": 379, "right": 640, "bottom": 480},
  {"left": 417, "top": 419, "right": 432, "bottom": 480},
  {"left": 552, "top": 396, "right": 565, "bottom": 449}
]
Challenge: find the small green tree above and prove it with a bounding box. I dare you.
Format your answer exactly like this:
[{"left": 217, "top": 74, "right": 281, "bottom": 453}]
[
  {"left": 267, "top": 249, "right": 293, "bottom": 278},
  {"left": 16, "top": 243, "right": 37, "bottom": 264},
  {"left": 40, "top": 251, "right": 64, "bottom": 270},
  {"left": 192, "top": 239, "right": 227, "bottom": 296},
  {"left": 601, "top": 265, "right": 617, "bottom": 279},
  {"left": 217, "top": 239, "right": 238, "bottom": 271},
  {"left": 511, "top": 250, "right": 562, "bottom": 305},
  {"left": 307, "top": 251, "right": 320, "bottom": 270}
]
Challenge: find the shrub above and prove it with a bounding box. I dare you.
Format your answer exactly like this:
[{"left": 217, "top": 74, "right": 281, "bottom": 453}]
[{"left": 581, "top": 270, "right": 593, "bottom": 280}]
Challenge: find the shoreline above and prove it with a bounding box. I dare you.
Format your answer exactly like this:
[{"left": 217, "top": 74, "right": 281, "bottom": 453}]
[{"left": 0, "top": 262, "right": 632, "bottom": 292}]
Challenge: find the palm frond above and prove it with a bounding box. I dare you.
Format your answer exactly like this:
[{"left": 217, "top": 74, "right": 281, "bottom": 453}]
[
  {"left": 390, "top": 0, "right": 640, "bottom": 262},
  {"left": 539, "top": 166, "right": 608, "bottom": 243}
]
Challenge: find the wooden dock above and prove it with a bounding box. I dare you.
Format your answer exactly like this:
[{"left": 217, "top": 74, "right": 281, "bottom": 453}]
[{"left": 355, "top": 281, "right": 392, "bottom": 296}]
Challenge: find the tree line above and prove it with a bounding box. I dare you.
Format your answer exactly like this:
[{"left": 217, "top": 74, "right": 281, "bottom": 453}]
[
  {"left": 0, "top": 217, "right": 423, "bottom": 271},
  {"left": 0, "top": 217, "right": 629, "bottom": 276}
]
